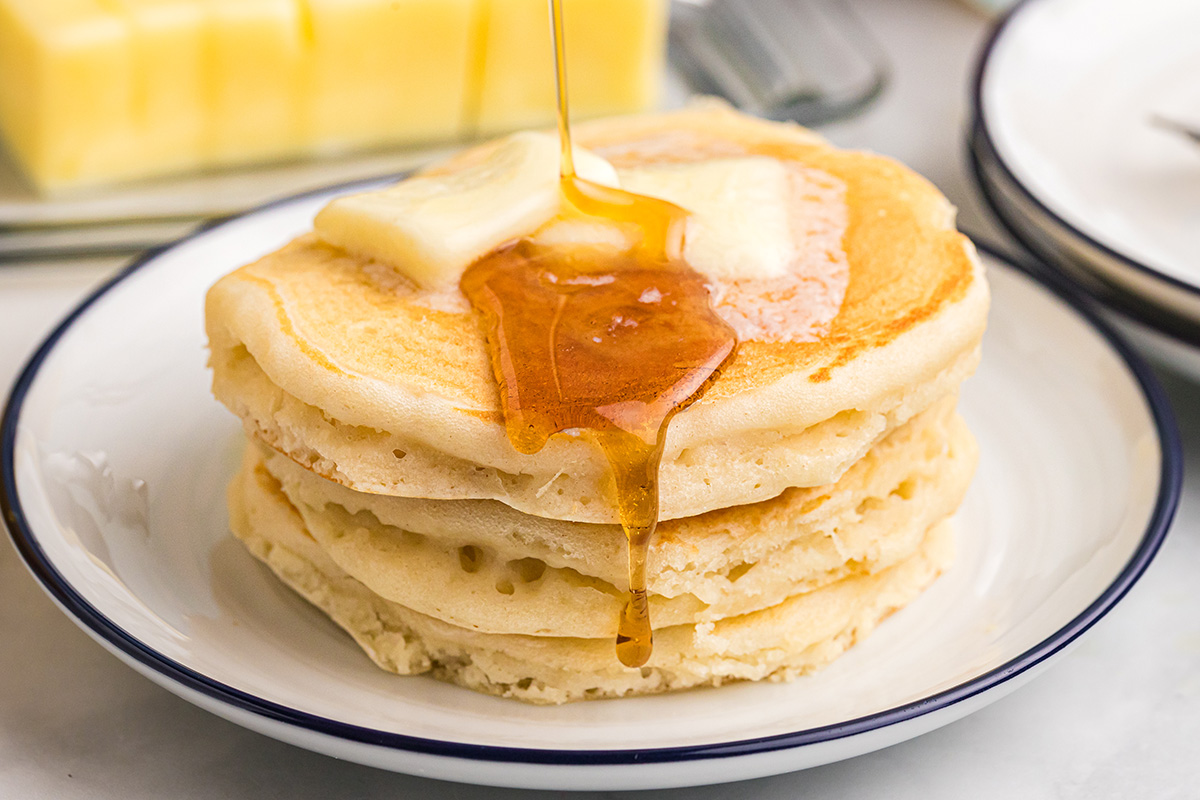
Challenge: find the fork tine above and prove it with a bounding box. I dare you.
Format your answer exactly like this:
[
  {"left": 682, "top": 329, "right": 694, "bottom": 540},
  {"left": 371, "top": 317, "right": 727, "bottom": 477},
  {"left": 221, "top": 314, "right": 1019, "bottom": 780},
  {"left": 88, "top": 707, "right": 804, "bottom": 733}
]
[{"left": 1149, "top": 113, "right": 1200, "bottom": 144}]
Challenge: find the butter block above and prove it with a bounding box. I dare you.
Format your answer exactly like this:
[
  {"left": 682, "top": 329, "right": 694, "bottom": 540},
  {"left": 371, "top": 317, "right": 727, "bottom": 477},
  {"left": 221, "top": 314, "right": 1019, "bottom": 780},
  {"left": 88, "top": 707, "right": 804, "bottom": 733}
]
[
  {"left": 203, "top": 0, "right": 305, "bottom": 164},
  {"left": 301, "top": 0, "right": 478, "bottom": 151},
  {"left": 473, "top": 0, "right": 668, "bottom": 134},
  {"left": 109, "top": 0, "right": 207, "bottom": 177},
  {"left": 0, "top": 0, "right": 667, "bottom": 192},
  {"left": 0, "top": 0, "right": 137, "bottom": 188}
]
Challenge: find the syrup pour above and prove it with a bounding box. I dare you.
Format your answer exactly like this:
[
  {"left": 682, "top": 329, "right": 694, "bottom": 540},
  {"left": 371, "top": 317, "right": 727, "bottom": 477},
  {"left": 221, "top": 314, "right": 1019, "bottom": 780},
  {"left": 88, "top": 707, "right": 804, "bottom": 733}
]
[{"left": 459, "top": 0, "right": 737, "bottom": 668}]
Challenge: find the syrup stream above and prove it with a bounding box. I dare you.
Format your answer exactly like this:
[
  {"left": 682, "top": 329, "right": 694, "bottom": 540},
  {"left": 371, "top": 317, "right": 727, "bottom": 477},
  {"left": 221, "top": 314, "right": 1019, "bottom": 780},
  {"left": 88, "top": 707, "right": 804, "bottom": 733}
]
[{"left": 459, "top": 0, "right": 737, "bottom": 668}]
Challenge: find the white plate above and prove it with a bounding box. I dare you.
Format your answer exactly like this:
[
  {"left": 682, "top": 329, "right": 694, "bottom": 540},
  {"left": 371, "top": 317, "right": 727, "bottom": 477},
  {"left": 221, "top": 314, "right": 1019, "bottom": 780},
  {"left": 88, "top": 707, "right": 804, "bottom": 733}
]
[
  {"left": 0, "top": 185, "right": 1181, "bottom": 791},
  {"left": 970, "top": 125, "right": 1200, "bottom": 382},
  {"left": 974, "top": 0, "right": 1200, "bottom": 321}
]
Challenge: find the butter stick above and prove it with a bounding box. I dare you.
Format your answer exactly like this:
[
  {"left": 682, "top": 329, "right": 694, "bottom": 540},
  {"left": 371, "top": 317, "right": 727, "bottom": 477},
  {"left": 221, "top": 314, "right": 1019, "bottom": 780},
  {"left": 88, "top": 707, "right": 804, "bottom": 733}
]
[
  {"left": 110, "top": 0, "right": 207, "bottom": 177},
  {"left": 472, "top": 0, "right": 668, "bottom": 134},
  {"left": 0, "top": 0, "right": 666, "bottom": 193},
  {"left": 301, "top": 0, "right": 477, "bottom": 152},
  {"left": 0, "top": 0, "right": 137, "bottom": 188}
]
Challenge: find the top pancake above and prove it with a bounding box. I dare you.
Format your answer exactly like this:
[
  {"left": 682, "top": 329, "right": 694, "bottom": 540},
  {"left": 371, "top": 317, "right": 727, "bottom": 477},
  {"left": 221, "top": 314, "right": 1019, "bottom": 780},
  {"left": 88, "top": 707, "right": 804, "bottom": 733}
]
[{"left": 206, "top": 103, "right": 988, "bottom": 523}]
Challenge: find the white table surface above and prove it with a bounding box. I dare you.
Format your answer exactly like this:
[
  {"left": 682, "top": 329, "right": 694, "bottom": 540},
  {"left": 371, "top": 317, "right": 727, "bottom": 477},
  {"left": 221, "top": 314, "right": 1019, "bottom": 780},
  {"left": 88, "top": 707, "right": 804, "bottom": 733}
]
[{"left": 3, "top": 1, "right": 1198, "bottom": 796}]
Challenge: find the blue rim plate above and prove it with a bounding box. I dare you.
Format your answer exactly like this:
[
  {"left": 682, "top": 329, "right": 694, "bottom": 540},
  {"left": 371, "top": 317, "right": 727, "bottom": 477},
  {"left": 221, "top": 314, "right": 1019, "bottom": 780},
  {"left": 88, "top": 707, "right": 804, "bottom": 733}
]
[
  {"left": 0, "top": 180, "right": 1183, "bottom": 790},
  {"left": 969, "top": 123, "right": 1200, "bottom": 349},
  {"left": 970, "top": 0, "right": 1200, "bottom": 343},
  {"left": 971, "top": 124, "right": 1200, "bottom": 382}
]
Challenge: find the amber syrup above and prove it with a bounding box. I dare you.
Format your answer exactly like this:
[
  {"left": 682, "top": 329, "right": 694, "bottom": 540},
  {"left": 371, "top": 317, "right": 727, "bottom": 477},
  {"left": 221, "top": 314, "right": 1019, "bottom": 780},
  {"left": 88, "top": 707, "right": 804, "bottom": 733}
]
[{"left": 460, "top": 0, "right": 737, "bottom": 668}]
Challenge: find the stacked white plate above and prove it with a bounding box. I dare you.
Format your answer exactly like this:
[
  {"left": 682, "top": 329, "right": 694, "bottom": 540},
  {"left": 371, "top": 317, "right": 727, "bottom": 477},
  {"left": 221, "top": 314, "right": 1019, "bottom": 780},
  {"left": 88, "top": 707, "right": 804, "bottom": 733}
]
[{"left": 971, "top": 0, "right": 1200, "bottom": 379}]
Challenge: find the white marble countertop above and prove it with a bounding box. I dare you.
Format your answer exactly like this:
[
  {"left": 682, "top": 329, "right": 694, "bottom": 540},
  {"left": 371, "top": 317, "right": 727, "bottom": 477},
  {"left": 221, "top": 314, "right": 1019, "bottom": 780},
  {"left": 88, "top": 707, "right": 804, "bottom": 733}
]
[{"left": 3, "top": 1, "right": 1198, "bottom": 796}]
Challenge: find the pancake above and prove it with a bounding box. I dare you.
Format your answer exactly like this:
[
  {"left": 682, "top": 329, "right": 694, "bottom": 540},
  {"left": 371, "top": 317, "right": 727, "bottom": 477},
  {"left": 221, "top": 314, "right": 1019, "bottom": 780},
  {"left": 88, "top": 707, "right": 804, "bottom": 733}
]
[
  {"left": 230, "top": 446, "right": 955, "bottom": 704},
  {"left": 257, "top": 394, "right": 976, "bottom": 638},
  {"left": 206, "top": 103, "right": 988, "bottom": 524},
  {"left": 208, "top": 103, "right": 987, "bottom": 702}
]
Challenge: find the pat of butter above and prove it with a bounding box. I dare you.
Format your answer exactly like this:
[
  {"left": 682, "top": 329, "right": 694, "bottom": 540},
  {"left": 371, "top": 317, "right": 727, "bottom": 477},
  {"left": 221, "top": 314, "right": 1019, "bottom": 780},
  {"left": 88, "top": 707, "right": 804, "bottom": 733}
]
[
  {"left": 619, "top": 157, "right": 801, "bottom": 281},
  {"left": 314, "top": 131, "right": 619, "bottom": 289}
]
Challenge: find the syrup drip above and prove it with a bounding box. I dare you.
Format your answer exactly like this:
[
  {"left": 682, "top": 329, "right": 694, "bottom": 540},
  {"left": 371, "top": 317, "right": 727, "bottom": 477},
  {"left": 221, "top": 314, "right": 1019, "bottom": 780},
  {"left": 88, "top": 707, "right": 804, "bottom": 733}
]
[{"left": 459, "top": 0, "right": 737, "bottom": 668}]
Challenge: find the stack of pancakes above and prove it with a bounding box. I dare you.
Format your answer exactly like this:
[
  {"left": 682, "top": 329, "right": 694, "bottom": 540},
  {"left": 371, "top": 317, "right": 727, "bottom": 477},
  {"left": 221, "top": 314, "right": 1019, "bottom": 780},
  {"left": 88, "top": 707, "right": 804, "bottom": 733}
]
[{"left": 207, "top": 105, "right": 988, "bottom": 704}]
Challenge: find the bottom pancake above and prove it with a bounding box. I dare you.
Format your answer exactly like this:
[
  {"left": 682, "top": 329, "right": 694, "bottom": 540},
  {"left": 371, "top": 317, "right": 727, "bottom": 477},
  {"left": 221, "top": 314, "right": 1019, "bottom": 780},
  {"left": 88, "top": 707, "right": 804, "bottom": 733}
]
[{"left": 229, "top": 451, "right": 955, "bottom": 704}]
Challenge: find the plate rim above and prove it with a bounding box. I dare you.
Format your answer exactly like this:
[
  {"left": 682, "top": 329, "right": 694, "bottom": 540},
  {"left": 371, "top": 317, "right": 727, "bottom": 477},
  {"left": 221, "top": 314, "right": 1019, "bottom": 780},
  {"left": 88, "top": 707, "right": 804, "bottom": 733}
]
[
  {"left": 0, "top": 180, "right": 1183, "bottom": 768},
  {"left": 970, "top": 0, "right": 1200, "bottom": 321}
]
